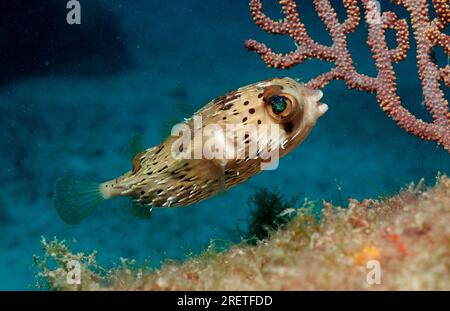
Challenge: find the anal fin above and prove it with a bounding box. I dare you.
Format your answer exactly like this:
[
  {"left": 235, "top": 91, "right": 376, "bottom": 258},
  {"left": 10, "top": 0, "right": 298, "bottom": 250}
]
[{"left": 128, "top": 200, "right": 153, "bottom": 220}]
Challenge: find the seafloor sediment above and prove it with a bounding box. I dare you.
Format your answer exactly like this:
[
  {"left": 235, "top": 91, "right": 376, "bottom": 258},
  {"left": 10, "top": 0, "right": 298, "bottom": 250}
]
[{"left": 36, "top": 175, "right": 450, "bottom": 290}]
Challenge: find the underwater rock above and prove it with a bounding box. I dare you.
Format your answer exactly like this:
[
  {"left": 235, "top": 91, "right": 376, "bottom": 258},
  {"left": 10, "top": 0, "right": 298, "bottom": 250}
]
[
  {"left": 0, "top": 0, "right": 131, "bottom": 85},
  {"left": 35, "top": 175, "right": 450, "bottom": 290}
]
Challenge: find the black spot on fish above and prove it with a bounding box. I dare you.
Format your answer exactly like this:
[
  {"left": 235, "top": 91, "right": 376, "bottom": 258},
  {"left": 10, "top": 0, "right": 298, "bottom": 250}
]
[
  {"left": 157, "top": 165, "right": 168, "bottom": 173},
  {"left": 258, "top": 93, "right": 263, "bottom": 98},
  {"left": 284, "top": 122, "right": 294, "bottom": 133},
  {"left": 214, "top": 95, "right": 226, "bottom": 105},
  {"left": 242, "top": 117, "right": 247, "bottom": 123},
  {"left": 155, "top": 145, "right": 164, "bottom": 155},
  {"left": 249, "top": 108, "right": 255, "bottom": 114},
  {"left": 215, "top": 91, "right": 240, "bottom": 110},
  {"left": 223, "top": 116, "right": 227, "bottom": 120},
  {"left": 244, "top": 101, "right": 249, "bottom": 105},
  {"left": 220, "top": 103, "right": 234, "bottom": 110},
  {"left": 257, "top": 120, "right": 262, "bottom": 124},
  {"left": 227, "top": 92, "right": 240, "bottom": 101},
  {"left": 157, "top": 189, "right": 163, "bottom": 194}
]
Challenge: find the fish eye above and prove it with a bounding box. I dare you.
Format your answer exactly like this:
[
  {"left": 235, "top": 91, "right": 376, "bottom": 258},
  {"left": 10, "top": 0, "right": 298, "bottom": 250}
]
[
  {"left": 262, "top": 85, "right": 299, "bottom": 122},
  {"left": 265, "top": 93, "right": 295, "bottom": 120},
  {"left": 269, "top": 95, "right": 288, "bottom": 115}
]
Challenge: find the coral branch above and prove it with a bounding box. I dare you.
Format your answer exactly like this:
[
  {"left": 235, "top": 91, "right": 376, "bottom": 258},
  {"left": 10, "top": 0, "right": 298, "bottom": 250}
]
[
  {"left": 442, "top": 66, "right": 450, "bottom": 87},
  {"left": 432, "top": 0, "right": 450, "bottom": 29},
  {"left": 245, "top": 0, "right": 450, "bottom": 151}
]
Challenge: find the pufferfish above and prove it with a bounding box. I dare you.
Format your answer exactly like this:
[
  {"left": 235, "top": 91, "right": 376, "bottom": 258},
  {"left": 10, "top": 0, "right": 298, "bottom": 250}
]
[{"left": 53, "top": 77, "right": 328, "bottom": 224}]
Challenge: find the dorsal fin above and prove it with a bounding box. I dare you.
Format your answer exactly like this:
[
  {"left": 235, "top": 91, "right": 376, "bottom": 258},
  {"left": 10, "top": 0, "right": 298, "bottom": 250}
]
[
  {"left": 121, "top": 134, "right": 145, "bottom": 162},
  {"left": 131, "top": 150, "right": 147, "bottom": 173}
]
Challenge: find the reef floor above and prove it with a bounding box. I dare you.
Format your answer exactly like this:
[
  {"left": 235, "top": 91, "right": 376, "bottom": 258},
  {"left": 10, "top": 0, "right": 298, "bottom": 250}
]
[{"left": 35, "top": 175, "right": 450, "bottom": 290}]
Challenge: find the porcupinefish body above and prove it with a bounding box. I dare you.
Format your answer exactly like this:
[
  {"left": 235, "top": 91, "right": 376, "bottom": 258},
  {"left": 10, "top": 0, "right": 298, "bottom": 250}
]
[{"left": 53, "top": 77, "right": 328, "bottom": 224}]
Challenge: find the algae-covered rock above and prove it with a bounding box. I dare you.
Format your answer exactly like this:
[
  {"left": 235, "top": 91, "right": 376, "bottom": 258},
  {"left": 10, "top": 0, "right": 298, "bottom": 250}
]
[{"left": 35, "top": 175, "right": 450, "bottom": 290}]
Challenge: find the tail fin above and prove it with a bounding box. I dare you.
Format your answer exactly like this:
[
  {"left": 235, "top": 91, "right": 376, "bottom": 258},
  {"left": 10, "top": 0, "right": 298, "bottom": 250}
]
[{"left": 53, "top": 178, "right": 105, "bottom": 224}]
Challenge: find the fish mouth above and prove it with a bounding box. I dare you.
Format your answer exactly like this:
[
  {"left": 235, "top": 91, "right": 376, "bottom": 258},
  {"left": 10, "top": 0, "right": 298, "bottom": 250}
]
[
  {"left": 310, "top": 89, "right": 324, "bottom": 102},
  {"left": 316, "top": 102, "right": 329, "bottom": 117},
  {"left": 286, "top": 99, "right": 327, "bottom": 146},
  {"left": 305, "top": 89, "right": 328, "bottom": 118},
  {"left": 311, "top": 90, "right": 328, "bottom": 118}
]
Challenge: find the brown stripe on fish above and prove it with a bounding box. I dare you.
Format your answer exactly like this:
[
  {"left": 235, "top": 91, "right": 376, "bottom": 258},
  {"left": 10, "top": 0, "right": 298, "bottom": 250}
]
[
  {"left": 262, "top": 85, "right": 283, "bottom": 103},
  {"left": 214, "top": 91, "right": 241, "bottom": 110},
  {"left": 132, "top": 150, "right": 147, "bottom": 173}
]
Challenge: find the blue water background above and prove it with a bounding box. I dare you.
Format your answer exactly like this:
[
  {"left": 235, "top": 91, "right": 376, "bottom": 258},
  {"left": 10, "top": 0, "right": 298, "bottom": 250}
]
[{"left": 0, "top": 0, "right": 448, "bottom": 289}]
